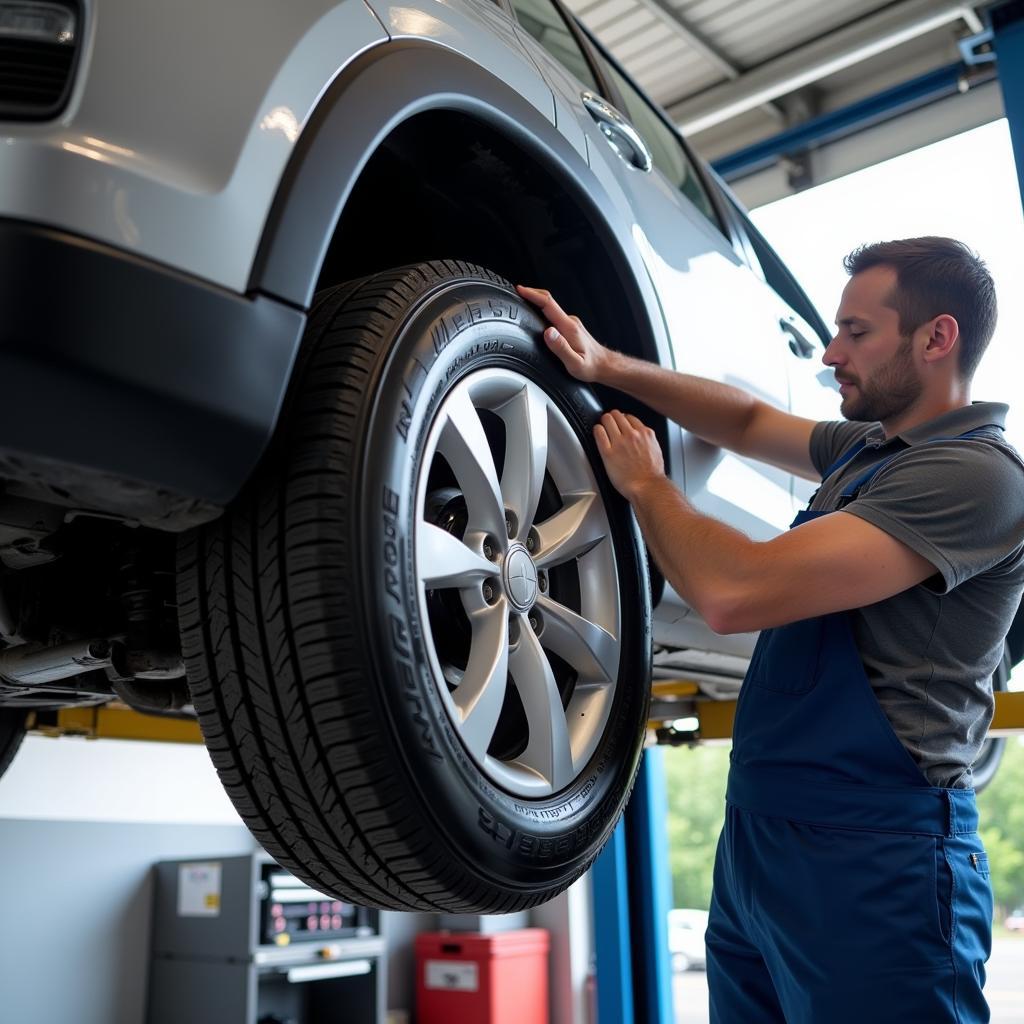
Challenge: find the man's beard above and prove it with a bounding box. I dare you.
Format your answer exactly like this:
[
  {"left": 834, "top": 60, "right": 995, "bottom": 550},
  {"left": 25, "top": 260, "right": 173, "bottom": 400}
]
[{"left": 840, "top": 336, "right": 923, "bottom": 424}]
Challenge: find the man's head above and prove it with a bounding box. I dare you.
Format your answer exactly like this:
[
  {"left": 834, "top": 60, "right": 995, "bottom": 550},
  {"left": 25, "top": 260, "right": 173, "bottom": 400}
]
[{"left": 824, "top": 237, "right": 997, "bottom": 425}]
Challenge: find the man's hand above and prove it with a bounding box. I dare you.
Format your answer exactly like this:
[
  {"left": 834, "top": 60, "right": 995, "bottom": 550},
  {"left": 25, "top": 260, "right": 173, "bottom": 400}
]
[
  {"left": 516, "top": 285, "right": 612, "bottom": 383},
  {"left": 594, "top": 410, "right": 665, "bottom": 502}
]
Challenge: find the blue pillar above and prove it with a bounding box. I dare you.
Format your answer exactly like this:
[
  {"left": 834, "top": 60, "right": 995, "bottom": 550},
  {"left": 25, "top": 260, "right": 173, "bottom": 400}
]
[
  {"left": 626, "top": 749, "right": 675, "bottom": 1024},
  {"left": 593, "top": 749, "right": 675, "bottom": 1024},
  {"left": 992, "top": 1, "right": 1024, "bottom": 214},
  {"left": 593, "top": 819, "right": 635, "bottom": 1024}
]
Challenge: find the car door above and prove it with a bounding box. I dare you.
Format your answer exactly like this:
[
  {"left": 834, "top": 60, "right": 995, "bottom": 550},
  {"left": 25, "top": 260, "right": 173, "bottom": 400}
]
[
  {"left": 507, "top": 2, "right": 802, "bottom": 653},
  {"left": 725, "top": 201, "right": 843, "bottom": 508}
]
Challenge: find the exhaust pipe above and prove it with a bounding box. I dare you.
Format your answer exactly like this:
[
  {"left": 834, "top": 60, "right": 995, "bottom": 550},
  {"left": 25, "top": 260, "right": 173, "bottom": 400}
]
[{"left": 0, "top": 638, "right": 117, "bottom": 686}]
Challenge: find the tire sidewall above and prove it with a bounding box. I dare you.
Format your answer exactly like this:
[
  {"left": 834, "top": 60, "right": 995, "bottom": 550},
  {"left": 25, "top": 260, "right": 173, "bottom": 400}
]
[{"left": 359, "top": 277, "right": 651, "bottom": 887}]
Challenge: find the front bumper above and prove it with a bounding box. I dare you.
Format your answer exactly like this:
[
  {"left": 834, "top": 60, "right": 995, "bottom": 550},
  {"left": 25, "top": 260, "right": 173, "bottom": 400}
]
[{"left": 0, "top": 219, "right": 305, "bottom": 529}]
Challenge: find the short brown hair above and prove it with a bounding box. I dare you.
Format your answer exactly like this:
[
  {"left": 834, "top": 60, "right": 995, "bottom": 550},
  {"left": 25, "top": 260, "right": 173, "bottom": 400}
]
[{"left": 843, "top": 237, "right": 997, "bottom": 379}]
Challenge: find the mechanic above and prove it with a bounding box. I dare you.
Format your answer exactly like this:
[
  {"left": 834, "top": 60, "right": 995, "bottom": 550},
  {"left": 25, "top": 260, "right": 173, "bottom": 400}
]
[{"left": 517, "top": 236, "right": 1024, "bottom": 1023}]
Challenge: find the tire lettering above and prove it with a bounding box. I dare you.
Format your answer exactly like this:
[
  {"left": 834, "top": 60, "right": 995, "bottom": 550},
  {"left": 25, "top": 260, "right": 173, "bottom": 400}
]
[
  {"left": 486, "top": 299, "right": 519, "bottom": 321},
  {"left": 396, "top": 399, "right": 412, "bottom": 440},
  {"left": 431, "top": 320, "right": 451, "bottom": 354},
  {"left": 443, "top": 343, "right": 481, "bottom": 384},
  {"left": 382, "top": 488, "right": 402, "bottom": 605},
  {"left": 500, "top": 793, "right": 619, "bottom": 861},
  {"left": 433, "top": 301, "right": 517, "bottom": 355},
  {"left": 389, "top": 614, "right": 410, "bottom": 657},
  {"left": 478, "top": 808, "right": 516, "bottom": 849},
  {"left": 398, "top": 657, "right": 442, "bottom": 761}
]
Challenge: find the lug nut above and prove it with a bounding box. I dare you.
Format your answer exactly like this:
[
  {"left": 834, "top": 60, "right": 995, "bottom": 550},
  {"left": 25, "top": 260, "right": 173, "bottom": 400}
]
[
  {"left": 526, "top": 533, "right": 537, "bottom": 552},
  {"left": 483, "top": 583, "right": 494, "bottom": 603},
  {"left": 529, "top": 615, "right": 540, "bottom": 633},
  {"left": 483, "top": 540, "right": 495, "bottom": 560},
  {"left": 505, "top": 512, "right": 517, "bottom": 539},
  {"left": 538, "top": 572, "right": 547, "bottom": 593}
]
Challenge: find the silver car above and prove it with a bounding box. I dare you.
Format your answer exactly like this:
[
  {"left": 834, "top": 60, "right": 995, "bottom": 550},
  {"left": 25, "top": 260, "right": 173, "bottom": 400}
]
[{"left": 0, "top": 0, "right": 838, "bottom": 911}]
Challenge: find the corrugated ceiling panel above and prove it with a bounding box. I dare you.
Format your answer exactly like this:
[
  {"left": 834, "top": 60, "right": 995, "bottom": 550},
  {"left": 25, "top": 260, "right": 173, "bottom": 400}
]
[
  {"left": 639, "top": 56, "right": 722, "bottom": 102},
  {"left": 599, "top": 7, "right": 661, "bottom": 44},
  {"left": 576, "top": 0, "right": 637, "bottom": 28},
  {"left": 675, "top": 0, "right": 894, "bottom": 69},
  {"left": 570, "top": 0, "right": 608, "bottom": 14},
  {"left": 710, "top": 0, "right": 894, "bottom": 67},
  {"left": 614, "top": 23, "right": 677, "bottom": 62}
]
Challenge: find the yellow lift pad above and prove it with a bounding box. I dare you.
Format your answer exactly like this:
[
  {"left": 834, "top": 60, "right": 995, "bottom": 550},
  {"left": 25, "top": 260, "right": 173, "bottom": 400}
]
[
  {"left": 649, "top": 682, "right": 1024, "bottom": 741},
  {"left": 26, "top": 688, "right": 1024, "bottom": 744}
]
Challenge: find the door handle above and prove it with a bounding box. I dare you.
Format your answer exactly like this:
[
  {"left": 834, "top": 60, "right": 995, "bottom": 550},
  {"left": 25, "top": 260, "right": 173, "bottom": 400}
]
[
  {"left": 581, "top": 91, "right": 653, "bottom": 172},
  {"left": 780, "top": 318, "right": 816, "bottom": 359}
]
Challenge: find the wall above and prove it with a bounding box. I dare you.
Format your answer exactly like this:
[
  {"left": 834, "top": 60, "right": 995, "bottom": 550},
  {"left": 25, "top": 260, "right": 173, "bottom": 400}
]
[
  {"left": 0, "top": 735, "right": 445, "bottom": 1024},
  {"left": 0, "top": 735, "right": 255, "bottom": 1024}
]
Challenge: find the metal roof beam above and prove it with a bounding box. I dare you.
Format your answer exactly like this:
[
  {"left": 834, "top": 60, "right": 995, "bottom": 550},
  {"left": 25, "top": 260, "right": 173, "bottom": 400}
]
[
  {"left": 629, "top": 0, "right": 785, "bottom": 121},
  {"left": 666, "top": 0, "right": 981, "bottom": 135},
  {"left": 637, "top": 0, "right": 742, "bottom": 80}
]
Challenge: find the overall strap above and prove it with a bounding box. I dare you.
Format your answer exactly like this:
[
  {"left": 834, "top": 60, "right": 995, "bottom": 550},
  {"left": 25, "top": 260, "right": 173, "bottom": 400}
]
[
  {"left": 821, "top": 438, "right": 868, "bottom": 480},
  {"left": 804, "top": 438, "right": 869, "bottom": 509},
  {"left": 836, "top": 424, "right": 1001, "bottom": 509}
]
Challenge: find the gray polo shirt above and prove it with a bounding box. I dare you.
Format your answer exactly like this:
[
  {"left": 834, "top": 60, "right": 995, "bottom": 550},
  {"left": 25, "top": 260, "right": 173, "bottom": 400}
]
[{"left": 809, "top": 401, "right": 1024, "bottom": 789}]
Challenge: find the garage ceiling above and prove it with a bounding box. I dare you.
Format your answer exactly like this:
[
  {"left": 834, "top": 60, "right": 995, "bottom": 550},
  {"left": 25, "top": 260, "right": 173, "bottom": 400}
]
[{"left": 566, "top": 0, "right": 1004, "bottom": 200}]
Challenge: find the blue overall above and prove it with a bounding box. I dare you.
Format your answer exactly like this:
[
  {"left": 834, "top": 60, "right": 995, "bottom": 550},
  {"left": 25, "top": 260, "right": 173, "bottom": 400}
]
[{"left": 707, "top": 429, "right": 995, "bottom": 1023}]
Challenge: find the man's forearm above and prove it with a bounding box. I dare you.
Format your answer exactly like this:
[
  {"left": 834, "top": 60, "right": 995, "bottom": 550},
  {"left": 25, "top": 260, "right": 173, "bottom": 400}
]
[
  {"left": 599, "top": 350, "right": 759, "bottom": 452},
  {"left": 628, "top": 475, "right": 758, "bottom": 634}
]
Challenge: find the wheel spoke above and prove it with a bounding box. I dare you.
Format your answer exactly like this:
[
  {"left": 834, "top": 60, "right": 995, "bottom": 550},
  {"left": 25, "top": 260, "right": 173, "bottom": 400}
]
[
  {"left": 453, "top": 602, "right": 510, "bottom": 762},
  {"left": 498, "top": 382, "right": 548, "bottom": 538},
  {"left": 438, "top": 388, "right": 506, "bottom": 538},
  {"left": 536, "top": 595, "right": 617, "bottom": 685},
  {"left": 417, "top": 521, "right": 495, "bottom": 589},
  {"left": 534, "top": 492, "right": 607, "bottom": 569},
  {"left": 510, "top": 624, "right": 575, "bottom": 791}
]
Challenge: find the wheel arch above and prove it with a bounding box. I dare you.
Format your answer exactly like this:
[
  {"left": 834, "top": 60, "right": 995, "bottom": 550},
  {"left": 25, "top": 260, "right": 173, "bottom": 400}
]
[
  {"left": 250, "top": 40, "right": 671, "bottom": 601},
  {"left": 250, "top": 38, "right": 669, "bottom": 413}
]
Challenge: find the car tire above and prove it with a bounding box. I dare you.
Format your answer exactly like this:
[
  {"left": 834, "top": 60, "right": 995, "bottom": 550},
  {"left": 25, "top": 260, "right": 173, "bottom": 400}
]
[
  {"left": 972, "top": 643, "right": 1011, "bottom": 793},
  {"left": 177, "top": 260, "right": 652, "bottom": 912},
  {"left": 0, "top": 708, "right": 28, "bottom": 781}
]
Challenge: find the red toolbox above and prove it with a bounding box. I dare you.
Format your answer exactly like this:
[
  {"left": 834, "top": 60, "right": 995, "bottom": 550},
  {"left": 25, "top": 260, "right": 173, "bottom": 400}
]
[{"left": 415, "top": 928, "right": 550, "bottom": 1024}]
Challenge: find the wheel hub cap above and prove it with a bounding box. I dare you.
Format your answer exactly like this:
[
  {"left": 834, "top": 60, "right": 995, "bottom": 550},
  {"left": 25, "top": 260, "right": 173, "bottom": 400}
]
[
  {"left": 503, "top": 545, "right": 538, "bottom": 612},
  {"left": 414, "top": 367, "right": 622, "bottom": 798}
]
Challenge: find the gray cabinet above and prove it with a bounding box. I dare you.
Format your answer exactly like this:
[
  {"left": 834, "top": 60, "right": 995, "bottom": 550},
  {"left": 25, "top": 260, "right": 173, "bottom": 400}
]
[{"left": 148, "top": 852, "right": 385, "bottom": 1024}]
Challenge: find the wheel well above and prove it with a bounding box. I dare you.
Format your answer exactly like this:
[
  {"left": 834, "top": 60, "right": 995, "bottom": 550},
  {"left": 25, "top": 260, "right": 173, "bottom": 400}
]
[
  {"left": 313, "top": 108, "right": 667, "bottom": 602},
  {"left": 315, "top": 109, "right": 658, "bottom": 382}
]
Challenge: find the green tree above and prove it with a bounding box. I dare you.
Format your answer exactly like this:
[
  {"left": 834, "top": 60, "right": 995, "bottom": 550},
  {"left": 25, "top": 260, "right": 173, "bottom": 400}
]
[
  {"left": 664, "top": 744, "right": 731, "bottom": 910},
  {"left": 977, "top": 737, "right": 1024, "bottom": 914}
]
